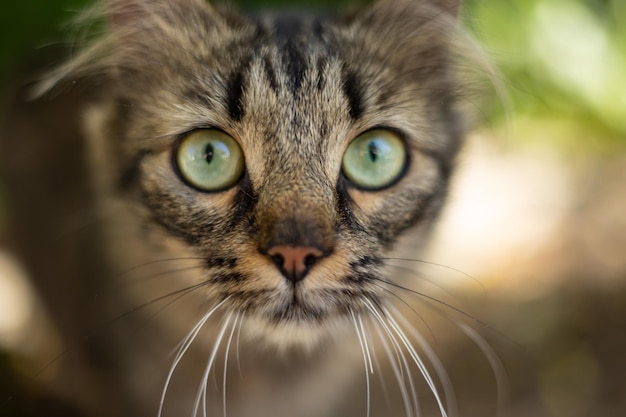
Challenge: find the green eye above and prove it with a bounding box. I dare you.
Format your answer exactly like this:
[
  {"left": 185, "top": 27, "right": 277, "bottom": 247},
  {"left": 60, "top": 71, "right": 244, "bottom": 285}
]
[
  {"left": 175, "top": 130, "right": 244, "bottom": 191},
  {"left": 342, "top": 129, "right": 408, "bottom": 190}
]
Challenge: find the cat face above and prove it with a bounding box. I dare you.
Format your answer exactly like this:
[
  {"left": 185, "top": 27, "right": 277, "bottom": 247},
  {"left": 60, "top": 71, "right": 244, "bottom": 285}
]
[{"left": 87, "top": 0, "right": 462, "bottom": 347}]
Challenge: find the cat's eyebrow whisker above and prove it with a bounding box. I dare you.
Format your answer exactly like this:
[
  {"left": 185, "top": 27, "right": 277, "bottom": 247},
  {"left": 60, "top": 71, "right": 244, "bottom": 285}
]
[
  {"left": 350, "top": 309, "right": 372, "bottom": 417},
  {"left": 160, "top": 296, "right": 230, "bottom": 417}
]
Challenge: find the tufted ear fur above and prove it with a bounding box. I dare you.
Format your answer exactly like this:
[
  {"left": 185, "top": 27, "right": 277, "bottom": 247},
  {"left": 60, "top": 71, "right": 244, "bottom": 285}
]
[
  {"left": 339, "top": 0, "right": 462, "bottom": 88},
  {"left": 102, "top": 0, "right": 226, "bottom": 73},
  {"left": 105, "top": 0, "right": 215, "bottom": 27},
  {"left": 348, "top": 0, "right": 460, "bottom": 34},
  {"left": 366, "top": 0, "right": 461, "bottom": 19},
  {"left": 436, "top": 0, "right": 462, "bottom": 17},
  {"left": 34, "top": 0, "right": 231, "bottom": 96}
]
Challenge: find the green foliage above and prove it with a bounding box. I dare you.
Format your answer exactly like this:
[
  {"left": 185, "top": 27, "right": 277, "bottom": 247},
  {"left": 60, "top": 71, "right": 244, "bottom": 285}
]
[
  {"left": 0, "top": 0, "right": 91, "bottom": 79},
  {"left": 465, "top": 0, "right": 626, "bottom": 143}
]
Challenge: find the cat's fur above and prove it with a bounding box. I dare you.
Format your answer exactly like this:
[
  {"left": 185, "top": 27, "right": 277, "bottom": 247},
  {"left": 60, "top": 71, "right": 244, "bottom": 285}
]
[{"left": 29, "top": 0, "right": 466, "bottom": 416}]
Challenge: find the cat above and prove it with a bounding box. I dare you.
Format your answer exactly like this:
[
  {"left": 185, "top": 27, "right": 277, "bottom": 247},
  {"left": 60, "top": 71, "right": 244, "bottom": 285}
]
[{"left": 14, "top": 0, "right": 472, "bottom": 416}]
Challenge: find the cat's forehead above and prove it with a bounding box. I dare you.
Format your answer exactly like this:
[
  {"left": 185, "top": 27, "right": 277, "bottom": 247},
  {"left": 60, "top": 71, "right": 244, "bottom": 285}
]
[
  {"left": 149, "top": 13, "right": 418, "bottom": 139},
  {"left": 119, "top": 3, "right": 454, "bottom": 166},
  {"left": 221, "top": 13, "right": 354, "bottom": 122},
  {"left": 127, "top": 14, "right": 360, "bottom": 151}
]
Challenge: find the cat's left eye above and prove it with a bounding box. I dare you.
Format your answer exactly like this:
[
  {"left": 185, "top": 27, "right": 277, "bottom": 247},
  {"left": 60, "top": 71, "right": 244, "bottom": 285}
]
[
  {"left": 175, "top": 129, "right": 244, "bottom": 191},
  {"left": 342, "top": 129, "right": 408, "bottom": 190}
]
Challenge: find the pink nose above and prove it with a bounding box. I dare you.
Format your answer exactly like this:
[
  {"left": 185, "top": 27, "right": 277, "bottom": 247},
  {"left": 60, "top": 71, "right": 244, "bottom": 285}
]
[{"left": 267, "top": 245, "right": 324, "bottom": 283}]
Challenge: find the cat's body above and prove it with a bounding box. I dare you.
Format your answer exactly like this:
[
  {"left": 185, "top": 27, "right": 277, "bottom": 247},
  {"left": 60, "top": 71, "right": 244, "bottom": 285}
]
[{"left": 6, "top": 0, "right": 468, "bottom": 416}]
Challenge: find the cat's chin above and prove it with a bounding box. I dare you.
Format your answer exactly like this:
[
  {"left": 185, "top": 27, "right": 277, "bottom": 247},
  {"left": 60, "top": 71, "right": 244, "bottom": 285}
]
[{"left": 240, "top": 314, "right": 352, "bottom": 354}]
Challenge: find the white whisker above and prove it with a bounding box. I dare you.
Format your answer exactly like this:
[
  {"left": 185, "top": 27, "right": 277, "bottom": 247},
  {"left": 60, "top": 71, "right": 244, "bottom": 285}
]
[
  {"left": 351, "top": 309, "right": 371, "bottom": 417},
  {"left": 370, "top": 314, "right": 414, "bottom": 417},
  {"left": 158, "top": 296, "right": 230, "bottom": 417},
  {"left": 362, "top": 316, "right": 391, "bottom": 405},
  {"left": 223, "top": 313, "right": 240, "bottom": 417},
  {"left": 364, "top": 300, "right": 418, "bottom": 417},
  {"left": 459, "top": 323, "right": 509, "bottom": 417},
  {"left": 193, "top": 314, "right": 232, "bottom": 417},
  {"left": 390, "top": 305, "right": 458, "bottom": 417},
  {"left": 358, "top": 313, "right": 374, "bottom": 374},
  {"left": 384, "top": 308, "right": 448, "bottom": 417},
  {"left": 235, "top": 312, "right": 244, "bottom": 377}
]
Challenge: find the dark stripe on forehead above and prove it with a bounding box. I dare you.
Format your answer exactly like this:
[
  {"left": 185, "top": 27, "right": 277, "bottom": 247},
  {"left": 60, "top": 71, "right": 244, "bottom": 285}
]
[
  {"left": 316, "top": 56, "right": 326, "bottom": 90},
  {"left": 313, "top": 18, "right": 325, "bottom": 39},
  {"left": 273, "top": 15, "right": 308, "bottom": 92},
  {"left": 225, "top": 57, "right": 251, "bottom": 121},
  {"left": 263, "top": 55, "right": 279, "bottom": 92},
  {"left": 284, "top": 40, "right": 307, "bottom": 92},
  {"left": 342, "top": 69, "right": 364, "bottom": 120}
]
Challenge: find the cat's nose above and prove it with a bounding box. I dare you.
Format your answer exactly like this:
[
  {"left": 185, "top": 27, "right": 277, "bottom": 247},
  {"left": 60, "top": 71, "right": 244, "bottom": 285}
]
[{"left": 267, "top": 245, "right": 324, "bottom": 284}]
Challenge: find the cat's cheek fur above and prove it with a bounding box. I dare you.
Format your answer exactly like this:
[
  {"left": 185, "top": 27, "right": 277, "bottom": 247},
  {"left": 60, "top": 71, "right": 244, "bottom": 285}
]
[{"left": 346, "top": 153, "right": 443, "bottom": 236}]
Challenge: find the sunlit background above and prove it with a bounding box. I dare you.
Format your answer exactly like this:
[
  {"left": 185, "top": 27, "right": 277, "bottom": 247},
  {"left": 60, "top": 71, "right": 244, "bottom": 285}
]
[{"left": 1, "top": 0, "right": 625, "bottom": 416}]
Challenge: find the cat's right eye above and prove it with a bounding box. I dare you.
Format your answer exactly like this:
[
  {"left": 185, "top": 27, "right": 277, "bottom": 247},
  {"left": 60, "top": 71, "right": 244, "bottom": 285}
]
[
  {"left": 342, "top": 129, "right": 408, "bottom": 190},
  {"left": 175, "top": 129, "right": 244, "bottom": 191}
]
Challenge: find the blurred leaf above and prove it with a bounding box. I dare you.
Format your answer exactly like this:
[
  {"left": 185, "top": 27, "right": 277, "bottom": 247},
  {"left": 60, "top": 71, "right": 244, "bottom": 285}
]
[
  {"left": 0, "top": 0, "right": 91, "bottom": 79},
  {"left": 465, "top": 0, "right": 626, "bottom": 144}
]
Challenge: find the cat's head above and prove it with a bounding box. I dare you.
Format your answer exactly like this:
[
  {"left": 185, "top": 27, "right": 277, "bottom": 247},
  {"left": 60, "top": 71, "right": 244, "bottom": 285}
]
[{"left": 62, "top": 0, "right": 463, "bottom": 349}]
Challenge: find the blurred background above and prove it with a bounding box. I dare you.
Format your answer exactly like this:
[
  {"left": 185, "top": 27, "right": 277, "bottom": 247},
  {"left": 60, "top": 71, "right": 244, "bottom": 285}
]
[{"left": 1, "top": 0, "right": 625, "bottom": 416}]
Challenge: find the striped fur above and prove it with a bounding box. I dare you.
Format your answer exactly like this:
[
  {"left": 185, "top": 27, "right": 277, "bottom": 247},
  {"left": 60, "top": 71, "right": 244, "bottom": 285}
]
[{"left": 41, "top": 1, "right": 467, "bottom": 416}]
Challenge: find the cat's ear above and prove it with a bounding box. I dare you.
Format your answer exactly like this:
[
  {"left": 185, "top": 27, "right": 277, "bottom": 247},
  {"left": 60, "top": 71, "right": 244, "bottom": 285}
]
[
  {"left": 432, "top": 0, "right": 461, "bottom": 18},
  {"left": 356, "top": 0, "right": 461, "bottom": 19},
  {"left": 105, "top": 0, "right": 218, "bottom": 29},
  {"left": 332, "top": 0, "right": 462, "bottom": 103},
  {"left": 344, "top": 0, "right": 461, "bottom": 51},
  {"left": 34, "top": 0, "right": 224, "bottom": 96},
  {"left": 106, "top": 0, "right": 144, "bottom": 27},
  {"left": 343, "top": 0, "right": 461, "bottom": 36}
]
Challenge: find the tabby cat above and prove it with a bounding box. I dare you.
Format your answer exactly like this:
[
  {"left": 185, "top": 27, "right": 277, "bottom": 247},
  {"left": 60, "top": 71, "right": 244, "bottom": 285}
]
[{"left": 31, "top": 0, "right": 468, "bottom": 416}]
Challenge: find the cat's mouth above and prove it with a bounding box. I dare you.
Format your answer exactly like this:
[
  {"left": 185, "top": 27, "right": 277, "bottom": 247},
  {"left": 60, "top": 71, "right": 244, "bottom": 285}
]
[
  {"left": 235, "top": 287, "right": 356, "bottom": 350},
  {"left": 269, "top": 289, "right": 326, "bottom": 323},
  {"left": 217, "top": 260, "right": 376, "bottom": 326}
]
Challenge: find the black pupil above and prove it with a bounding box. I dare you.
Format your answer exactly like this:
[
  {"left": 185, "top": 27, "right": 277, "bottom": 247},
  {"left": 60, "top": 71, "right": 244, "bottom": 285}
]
[
  {"left": 368, "top": 141, "right": 379, "bottom": 162},
  {"left": 204, "top": 143, "right": 214, "bottom": 164}
]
